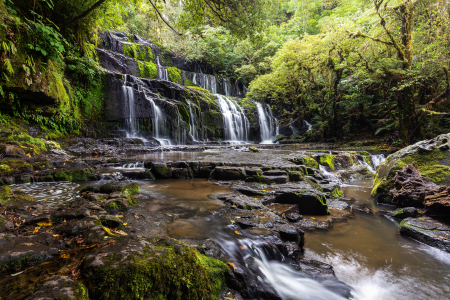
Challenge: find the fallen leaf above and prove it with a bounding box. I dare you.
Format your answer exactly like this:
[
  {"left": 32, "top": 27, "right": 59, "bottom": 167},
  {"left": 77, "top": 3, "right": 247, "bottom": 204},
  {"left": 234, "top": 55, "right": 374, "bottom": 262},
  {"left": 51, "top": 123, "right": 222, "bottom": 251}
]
[
  {"left": 115, "top": 230, "right": 128, "bottom": 236},
  {"left": 37, "top": 220, "right": 52, "bottom": 227},
  {"left": 239, "top": 246, "right": 245, "bottom": 250},
  {"left": 234, "top": 230, "right": 240, "bottom": 235},
  {"left": 134, "top": 215, "right": 139, "bottom": 219},
  {"left": 60, "top": 254, "right": 70, "bottom": 259},
  {"left": 11, "top": 271, "right": 24, "bottom": 276},
  {"left": 32, "top": 227, "right": 39, "bottom": 234},
  {"left": 226, "top": 262, "right": 235, "bottom": 270},
  {"left": 123, "top": 223, "right": 128, "bottom": 226},
  {"left": 311, "top": 217, "right": 315, "bottom": 219}
]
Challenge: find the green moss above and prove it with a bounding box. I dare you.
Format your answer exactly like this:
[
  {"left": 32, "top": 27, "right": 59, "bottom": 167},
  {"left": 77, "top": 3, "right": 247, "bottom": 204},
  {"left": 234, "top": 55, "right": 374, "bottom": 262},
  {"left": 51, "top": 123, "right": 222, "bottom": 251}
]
[
  {"left": 167, "top": 66, "right": 181, "bottom": 84},
  {"left": 126, "top": 195, "right": 138, "bottom": 207},
  {"left": 0, "top": 159, "right": 33, "bottom": 174},
  {"left": 302, "top": 157, "right": 319, "bottom": 169},
  {"left": 137, "top": 60, "right": 158, "bottom": 79},
  {"left": 363, "top": 155, "right": 372, "bottom": 167},
  {"left": 250, "top": 146, "right": 260, "bottom": 152},
  {"left": 357, "top": 151, "right": 370, "bottom": 155},
  {"left": 319, "top": 154, "right": 335, "bottom": 171},
  {"left": 53, "top": 171, "right": 70, "bottom": 181},
  {"left": 0, "top": 186, "right": 12, "bottom": 204},
  {"left": 394, "top": 209, "right": 404, "bottom": 216},
  {"left": 86, "top": 241, "right": 227, "bottom": 300},
  {"left": 331, "top": 187, "right": 343, "bottom": 198},
  {"left": 0, "top": 164, "right": 12, "bottom": 176},
  {"left": 178, "top": 104, "right": 190, "bottom": 133},
  {"left": 399, "top": 148, "right": 450, "bottom": 184},
  {"left": 122, "top": 183, "right": 139, "bottom": 195}
]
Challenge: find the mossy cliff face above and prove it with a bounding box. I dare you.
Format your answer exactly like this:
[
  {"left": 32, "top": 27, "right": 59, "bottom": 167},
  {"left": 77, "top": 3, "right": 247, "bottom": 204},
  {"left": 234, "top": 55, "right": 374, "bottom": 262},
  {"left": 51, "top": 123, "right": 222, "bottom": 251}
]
[
  {"left": 82, "top": 237, "right": 228, "bottom": 300},
  {"left": 372, "top": 133, "right": 450, "bottom": 204}
]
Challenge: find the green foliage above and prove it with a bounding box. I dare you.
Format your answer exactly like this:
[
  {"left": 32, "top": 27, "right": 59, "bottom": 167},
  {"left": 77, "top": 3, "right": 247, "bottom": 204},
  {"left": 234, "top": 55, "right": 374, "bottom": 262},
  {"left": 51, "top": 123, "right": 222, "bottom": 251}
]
[
  {"left": 167, "top": 66, "right": 181, "bottom": 83},
  {"left": 25, "top": 16, "right": 68, "bottom": 63},
  {"left": 137, "top": 60, "right": 158, "bottom": 79}
]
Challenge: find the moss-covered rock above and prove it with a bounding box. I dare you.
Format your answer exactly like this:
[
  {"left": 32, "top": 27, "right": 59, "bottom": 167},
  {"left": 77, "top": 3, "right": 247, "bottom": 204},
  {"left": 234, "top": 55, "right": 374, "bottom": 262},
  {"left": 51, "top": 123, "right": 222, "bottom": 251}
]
[
  {"left": 372, "top": 134, "right": 450, "bottom": 203},
  {"left": 152, "top": 163, "right": 173, "bottom": 179},
  {"left": 82, "top": 237, "right": 228, "bottom": 300},
  {"left": 319, "top": 154, "right": 335, "bottom": 171},
  {"left": 302, "top": 157, "right": 319, "bottom": 169},
  {"left": 81, "top": 182, "right": 140, "bottom": 195}
]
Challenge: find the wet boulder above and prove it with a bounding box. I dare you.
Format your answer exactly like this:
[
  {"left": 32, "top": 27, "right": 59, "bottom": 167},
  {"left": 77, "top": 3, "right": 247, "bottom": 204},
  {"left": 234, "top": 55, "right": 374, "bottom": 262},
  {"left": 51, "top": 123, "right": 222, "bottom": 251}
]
[
  {"left": 171, "top": 167, "right": 193, "bottom": 179},
  {"left": 372, "top": 133, "right": 450, "bottom": 204},
  {"left": 152, "top": 162, "right": 172, "bottom": 179},
  {"left": 213, "top": 194, "right": 265, "bottom": 210},
  {"left": 393, "top": 207, "right": 419, "bottom": 219},
  {"left": 26, "top": 275, "right": 89, "bottom": 300},
  {"left": 0, "top": 233, "right": 58, "bottom": 274},
  {"left": 274, "top": 188, "right": 329, "bottom": 215},
  {"left": 399, "top": 217, "right": 450, "bottom": 252},
  {"left": 299, "top": 259, "right": 354, "bottom": 299},
  {"left": 0, "top": 145, "right": 26, "bottom": 158},
  {"left": 424, "top": 186, "right": 450, "bottom": 216},
  {"left": 81, "top": 237, "right": 228, "bottom": 300},
  {"left": 212, "top": 167, "right": 246, "bottom": 181},
  {"left": 232, "top": 185, "right": 267, "bottom": 197},
  {"left": 54, "top": 219, "right": 96, "bottom": 235},
  {"left": 263, "top": 175, "right": 288, "bottom": 184},
  {"left": 81, "top": 182, "right": 139, "bottom": 195},
  {"left": 388, "top": 164, "right": 444, "bottom": 207}
]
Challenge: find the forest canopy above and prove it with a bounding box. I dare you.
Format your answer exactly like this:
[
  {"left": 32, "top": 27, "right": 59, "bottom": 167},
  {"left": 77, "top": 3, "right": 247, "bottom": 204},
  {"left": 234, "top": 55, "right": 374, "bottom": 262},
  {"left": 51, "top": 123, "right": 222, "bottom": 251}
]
[{"left": 1, "top": 0, "right": 449, "bottom": 145}]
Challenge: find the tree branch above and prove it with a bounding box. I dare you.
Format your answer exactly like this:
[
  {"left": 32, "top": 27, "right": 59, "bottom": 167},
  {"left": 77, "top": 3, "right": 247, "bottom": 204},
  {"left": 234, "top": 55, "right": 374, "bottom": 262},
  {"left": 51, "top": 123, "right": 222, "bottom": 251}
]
[
  {"left": 148, "top": 0, "right": 182, "bottom": 36},
  {"left": 64, "top": 0, "right": 108, "bottom": 25}
]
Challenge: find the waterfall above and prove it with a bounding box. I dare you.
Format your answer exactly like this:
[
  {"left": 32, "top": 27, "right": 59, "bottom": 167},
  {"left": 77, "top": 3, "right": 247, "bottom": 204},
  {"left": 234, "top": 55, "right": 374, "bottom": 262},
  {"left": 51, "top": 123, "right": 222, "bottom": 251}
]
[
  {"left": 305, "top": 120, "right": 313, "bottom": 132},
  {"left": 156, "top": 56, "right": 169, "bottom": 81},
  {"left": 371, "top": 154, "right": 386, "bottom": 170},
  {"left": 144, "top": 94, "right": 172, "bottom": 146},
  {"left": 223, "top": 78, "right": 231, "bottom": 96},
  {"left": 256, "top": 102, "right": 279, "bottom": 144},
  {"left": 192, "top": 73, "right": 197, "bottom": 85},
  {"left": 187, "top": 101, "right": 199, "bottom": 141},
  {"left": 210, "top": 75, "right": 217, "bottom": 94},
  {"left": 215, "top": 95, "right": 250, "bottom": 143},
  {"left": 122, "top": 75, "right": 136, "bottom": 137},
  {"left": 215, "top": 231, "right": 351, "bottom": 300}
]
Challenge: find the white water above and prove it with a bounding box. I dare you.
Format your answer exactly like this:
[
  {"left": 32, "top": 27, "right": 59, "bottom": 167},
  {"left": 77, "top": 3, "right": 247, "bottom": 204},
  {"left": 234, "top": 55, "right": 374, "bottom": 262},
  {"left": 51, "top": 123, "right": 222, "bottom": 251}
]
[
  {"left": 256, "top": 102, "right": 279, "bottom": 144},
  {"left": 145, "top": 94, "right": 172, "bottom": 146},
  {"left": 156, "top": 56, "right": 169, "bottom": 81},
  {"left": 371, "top": 154, "right": 385, "bottom": 170},
  {"left": 290, "top": 118, "right": 300, "bottom": 135},
  {"left": 187, "top": 100, "right": 199, "bottom": 141},
  {"left": 192, "top": 73, "right": 217, "bottom": 94},
  {"left": 122, "top": 75, "right": 136, "bottom": 137},
  {"left": 216, "top": 233, "right": 350, "bottom": 300},
  {"left": 215, "top": 94, "right": 250, "bottom": 143},
  {"left": 223, "top": 78, "right": 231, "bottom": 96},
  {"left": 319, "top": 165, "right": 339, "bottom": 182},
  {"left": 305, "top": 119, "right": 313, "bottom": 132}
]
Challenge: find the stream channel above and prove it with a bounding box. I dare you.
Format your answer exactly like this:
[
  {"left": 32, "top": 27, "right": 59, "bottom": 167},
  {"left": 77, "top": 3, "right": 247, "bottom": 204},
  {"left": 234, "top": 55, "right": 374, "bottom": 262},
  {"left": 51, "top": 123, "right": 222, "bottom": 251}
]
[{"left": 9, "top": 151, "right": 450, "bottom": 300}]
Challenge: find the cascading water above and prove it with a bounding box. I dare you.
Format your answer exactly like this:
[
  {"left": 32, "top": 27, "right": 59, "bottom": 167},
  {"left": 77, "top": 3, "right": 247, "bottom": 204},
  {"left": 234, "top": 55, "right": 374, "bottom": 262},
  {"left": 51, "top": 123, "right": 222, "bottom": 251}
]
[
  {"left": 305, "top": 120, "right": 313, "bottom": 132},
  {"left": 187, "top": 101, "right": 199, "bottom": 142},
  {"left": 122, "top": 75, "right": 136, "bottom": 137},
  {"left": 215, "top": 95, "right": 250, "bottom": 143},
  {"left": 371, "top": 154, "right": 385, "bottom": 170},
  {"left": 215, "top": 229, "right": 353, "bottom": 300},
  {"left": 156, "top": 56, "right": 169, "bottom": 81},
  {"left": 223, "top": 78, "right": 231, "bottom": 96},
  {"left": 256, "top": 102, "right": 279, "bottom": 144},
  {"left": 144, "top": 93, "right": 172, "bottom": 146}
]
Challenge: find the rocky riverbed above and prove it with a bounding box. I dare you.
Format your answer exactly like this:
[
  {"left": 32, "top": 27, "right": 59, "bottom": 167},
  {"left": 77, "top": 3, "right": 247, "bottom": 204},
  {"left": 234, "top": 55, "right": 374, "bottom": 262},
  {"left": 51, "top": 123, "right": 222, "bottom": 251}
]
[{"left": 1, "top": 136, "right": 450, "bottom": 299}]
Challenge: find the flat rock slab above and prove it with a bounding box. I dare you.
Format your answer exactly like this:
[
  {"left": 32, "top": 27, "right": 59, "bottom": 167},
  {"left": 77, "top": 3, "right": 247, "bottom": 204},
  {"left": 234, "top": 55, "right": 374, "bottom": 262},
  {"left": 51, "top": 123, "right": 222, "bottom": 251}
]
[
  {"left": 274, "top": 190, "right": 329, "bottom": 215},
  {"left": 26, "top": 275, "right": 87, "bottom": 300},
  {"left": 0, "top": 233, "right": 58, "bottom": 274},
  {"left": 399, "top": 217, "right": 450, "bottom": 252},
  {"left": 214, "top": 194, "right": 265, "bottom": 210},
  {"left": 232, "top": 185, "right": 268, "bottom": 197}
]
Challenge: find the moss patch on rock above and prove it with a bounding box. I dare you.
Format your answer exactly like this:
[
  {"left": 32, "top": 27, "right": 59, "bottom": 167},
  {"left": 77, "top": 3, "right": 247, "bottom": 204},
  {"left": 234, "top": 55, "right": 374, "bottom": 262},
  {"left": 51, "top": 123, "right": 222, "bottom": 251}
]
[
  {"left": 319, "top": 154, "right": 335, "bottom": 171},
  {"left": 84, "top": 238, "right": 228, "bottom": 300},
  {"left": 302, "top": 157, "right": 318, "bottom": 169}
]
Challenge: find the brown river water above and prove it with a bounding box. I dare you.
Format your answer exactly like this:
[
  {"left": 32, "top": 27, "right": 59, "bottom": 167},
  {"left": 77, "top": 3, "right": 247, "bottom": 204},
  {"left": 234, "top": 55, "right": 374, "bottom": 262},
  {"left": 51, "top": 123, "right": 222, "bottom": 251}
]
[{"left": 9, "top": 166, "right": 450, "bottom": 299}]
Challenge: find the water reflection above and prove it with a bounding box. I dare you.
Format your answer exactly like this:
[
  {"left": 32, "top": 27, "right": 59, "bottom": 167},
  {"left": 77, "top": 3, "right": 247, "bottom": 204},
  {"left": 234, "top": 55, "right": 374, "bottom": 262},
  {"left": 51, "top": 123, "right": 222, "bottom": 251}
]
[{"left": 305, "top": 179, "right": 450, "bottom": 300}]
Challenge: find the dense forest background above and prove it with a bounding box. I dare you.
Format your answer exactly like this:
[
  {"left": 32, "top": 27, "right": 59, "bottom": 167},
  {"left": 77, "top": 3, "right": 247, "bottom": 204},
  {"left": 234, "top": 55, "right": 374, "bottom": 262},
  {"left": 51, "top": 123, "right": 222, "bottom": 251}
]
[{"left": 1, "top": 0, "right": 449, "bottom": 149}]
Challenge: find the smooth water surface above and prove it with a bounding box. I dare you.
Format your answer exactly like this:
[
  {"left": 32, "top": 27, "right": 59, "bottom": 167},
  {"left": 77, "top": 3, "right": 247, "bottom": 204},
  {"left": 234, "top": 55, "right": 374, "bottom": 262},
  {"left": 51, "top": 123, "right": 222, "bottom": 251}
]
[{"left": 305, "top": 180, "right": 450, "bottom": 300}]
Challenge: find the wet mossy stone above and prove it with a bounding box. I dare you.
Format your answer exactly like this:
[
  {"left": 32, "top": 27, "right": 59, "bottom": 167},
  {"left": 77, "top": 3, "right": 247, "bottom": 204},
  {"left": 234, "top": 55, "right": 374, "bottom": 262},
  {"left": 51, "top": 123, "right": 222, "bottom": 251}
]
[
  {"left": 152, "top": 163, "right": 172, "bottom": 179},
  {"left": 82, "top": 237, "right": 228, "bottom": 300},
  {"left": 372, "top": 133, "right": 450, "bottom": 204},
  {"left": 249, "top": 146, "right": 260, "bottom": 153},
  {"left": 0, "top": 159, "right": 33, "bottom": 175},
  {"left": 399, "top": 217, "right": 450, "bottom": 252},
  {"left": 0, "top": 186, "right": 13, "bottom": 204},
  {"left": 212, "top": 167, "right": 246, "bottom": 181},
  {"left": 81, "top": 182, "right": 140, "bottom": 195},
  {"left": 27, "top": 275, "right": 89, "bottom": 300},
  {"left": 393, "top": 207, "right": 418, "bottom": 220},
  {"left": 274, "top": 189, "right": 330, "bottom": 215},
  {"left": 319, "top": 154, "right": 335, "bottom": 171},
  {"left": 273, "top": 134, "right": 285, "bottom": 143}
]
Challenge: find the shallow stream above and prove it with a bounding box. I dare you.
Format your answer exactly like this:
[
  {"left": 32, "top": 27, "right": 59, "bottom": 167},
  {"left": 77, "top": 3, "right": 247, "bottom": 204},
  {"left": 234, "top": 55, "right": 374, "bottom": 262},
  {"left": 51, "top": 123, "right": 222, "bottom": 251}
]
[{"left": 9, "top": 170, "right": 450, "bottom": 299}]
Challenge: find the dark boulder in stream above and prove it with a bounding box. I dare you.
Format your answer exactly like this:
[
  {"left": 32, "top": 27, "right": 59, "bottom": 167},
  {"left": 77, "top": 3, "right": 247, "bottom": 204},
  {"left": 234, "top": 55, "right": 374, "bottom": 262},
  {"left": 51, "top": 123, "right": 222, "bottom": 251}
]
[{"left": 399, "top": 217, "right": 450, "bottom": 252}]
